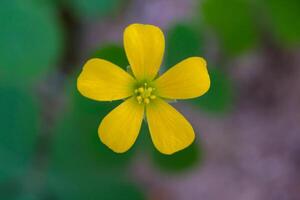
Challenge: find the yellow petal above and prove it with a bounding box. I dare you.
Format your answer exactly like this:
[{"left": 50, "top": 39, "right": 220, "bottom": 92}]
[
  {"left": 155, "top": 57, "right": 210, "bottom": 99},
  {"left": 77, "top": 58, "right": 135, "bottom": 101},
  {"left": 146, "top": 98, "right": 195, "bottom": 155},
  {"left": 98, "top": 98, "right": 144, "bottom": 153},
  {"left": 124, "top": 23, "right": 165, "bottom": 81}
]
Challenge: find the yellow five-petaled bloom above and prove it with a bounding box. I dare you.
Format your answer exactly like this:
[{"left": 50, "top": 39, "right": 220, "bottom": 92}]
[{"left": 77, "top": 23, "right": 210, "bottom": 155}]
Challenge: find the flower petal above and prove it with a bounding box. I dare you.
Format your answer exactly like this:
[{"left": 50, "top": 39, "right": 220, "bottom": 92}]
[
  {"left": 155, "top": 57, "right": 210, "bottom": 99},
  {"left": 124, "top": 23, "right": 165, "bottom": 81},
  {"left": 77, "top": 58, "right": 135, "bottom": 101},
  {"left": 98, "top": 98, "right": 144, "bottom": 153},
  {"left": 146, "top": 98, "right": 195, "bottom": 155}
]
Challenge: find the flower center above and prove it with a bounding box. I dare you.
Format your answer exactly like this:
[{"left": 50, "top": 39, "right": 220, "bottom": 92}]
[{"left": 134, "top": 83, "right": 156, "bottom": 104}]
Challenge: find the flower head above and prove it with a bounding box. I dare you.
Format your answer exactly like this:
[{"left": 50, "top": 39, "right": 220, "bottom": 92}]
[{"left": 77, "top": 24, "right": 210, "bottom": 155}]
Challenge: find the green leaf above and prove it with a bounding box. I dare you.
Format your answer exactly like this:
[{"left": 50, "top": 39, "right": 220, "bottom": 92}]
[
  {"left": 92, "top": 44, "right": 129, "bottom": 69},
  {"left": 191, "top": 67, "right": 234, "bottom": 113},
  {"left": 13, "top": 193, "right": 40, "bottom": 200},
  {"left": 50, "top": 85, "right": 134, "bottom": 174},
  {"left": 50, "top": 44, "right": 135, "bottom": 173},
  {"left": 262, "top": 0, "right": 300, "bottom": 45},
  {"left": 46, "top": 42, "right": 145, "bottom": 198},
  {"left": 63, "top": 0, "right": 123, "bottom": 19},
  {"left": 165, "top": 23, "right": 234, "bottom": 113},
  {"left": 0, "top": 0, "right": 63, "bottom": 85},
  {"left": 0, "top": 87, "right": 39, "bottom": 182},
  {"left": 165, "top": 24, "right": 202, "bottom": 68},
  {"left": 46, "top": 172, "right": 144, "bottom": 200},
  {"left": 202, "top": 0, "right": 259, "bottom": 55},
  {"left": 47, "top": 79, "right": 144, "bottom": 199},
  {"left": 152, "top": 142, "right": 202, "bottom": 172}
]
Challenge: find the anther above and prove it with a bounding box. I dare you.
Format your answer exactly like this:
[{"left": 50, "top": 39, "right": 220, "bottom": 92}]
[
  {"left": 147, "top": 87, "right": 153, "bottom": 92},
  {"left": 136, "top": 96, "right": 142, "bottom": 103},
  {"left": 150, "top": 95, "right": 156, "bottom": 99},
  {"left": 138, "top": 87, "right": 144, "bottom": 93},
  {"left": 144, "top": 98, "right": 150, "bottom": 104},
  {"left": 134, "top": 89, "right": 138, "bottom": 93}
]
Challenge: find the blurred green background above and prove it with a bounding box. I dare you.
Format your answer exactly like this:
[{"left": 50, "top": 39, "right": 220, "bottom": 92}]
[{"left": 1, "top": 0, "right": 300, "bottom": 199}]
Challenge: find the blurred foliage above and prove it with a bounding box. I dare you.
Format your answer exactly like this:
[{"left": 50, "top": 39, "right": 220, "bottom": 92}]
[
  {"left": 0, "top": 86, "right": 39, "bottom": 182},
  {"left": 166, "top": 23, "right": 234, "bottom": 113},
  {"left": 202, "top": 0, "right": 259, "bottom": 55},
  {"left": 260, "top": 0, "right": 300, "bottom": 45},
  {"left": 152, "top": 142, "right": 202, "bottom": 172},
  {"left": 47, "top": 84, "right": 142, "bottom": 199},
  {"left": 46, "top": 172, "right": 144, "bottom": 200},
  {"left": 50, "top": 84, "right": 134, "bottom": 172},
  {"left": 201, "top": 0, "right": 300, "bottom": 54},
  {"left": 192, "top": 67, "right": 234, "bottom": 113},
  {"left": 49, "top": 45, "right": 135, "bottom": 175},
  {"left": 165, "top": 24, "right": 203, "bottom": 67},
  {"left": 46, "top": 44, "right": 143, "bottom": 199},
  {"left": 62, "top": 0, "right": 123, "bottom": 19},
  {"left": 0, "top": 0, "right": 63, "bottom": 85},
  {"left": 92, "top": 44, "right": 129, "bottom": 68}
]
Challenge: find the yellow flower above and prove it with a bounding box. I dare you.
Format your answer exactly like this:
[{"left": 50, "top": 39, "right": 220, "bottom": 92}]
[{"left": 77, "top": 24, "right": 210, "bottom": 155}]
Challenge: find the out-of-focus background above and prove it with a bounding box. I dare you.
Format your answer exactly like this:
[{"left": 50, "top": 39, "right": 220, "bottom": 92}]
[{"left": 1, "top": 0, "right": 300, "bottom": 199}]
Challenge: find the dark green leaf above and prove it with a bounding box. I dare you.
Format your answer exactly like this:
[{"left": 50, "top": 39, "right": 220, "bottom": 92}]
[
  {"left": 191, "top": 67, "right": 234, "bottom": 113},
  {"left": 92, "top": 44, "right": 129, "bottom": 69},
  {"left": 152, "top": 142, "right": 202, "bottom": 172},
  {"left": 0, "top": 0, "right": 63, "bottom": 84},
  {"left": 50, "top": 83, "right": 134, "bottom": 174},
  {"left": 50, "top": 44, "right": 135, "bottom": 172},
  {"left": 0, "top": 87, "right": 39, "bottom": 182},
  {"left": 202, "top": 0, "right": 259, "bottom": 54},
  {"left": 46, "top": 172, "right": 144, "bottom": 200},
  {"left": 63, "top": 0, "right": 123, "bottom": 19},
  {"left": 47, "top": 79, "right": 144, "bottom": 199},
  {"left": 165, "top": 24, "right": 202, "bottom": 68},
  {"left": 165, "top": 23, "right": 234, "bottom": 113},
  {"left": 262, "top": 0, "right": 300, "bottom": 45}
]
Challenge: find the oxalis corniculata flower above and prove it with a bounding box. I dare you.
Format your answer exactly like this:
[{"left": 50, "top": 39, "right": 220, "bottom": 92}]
[{"left": 77, "top": 23, "right": 210, "bottom": 155}]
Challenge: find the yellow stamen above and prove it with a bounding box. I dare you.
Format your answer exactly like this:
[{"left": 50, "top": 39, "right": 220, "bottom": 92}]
[
  {"left": 138, "top": 87, "right": 144, "bottom": 93},
  {"left": 144, "top": 98, "right": 150, "bottom": 104},
  {"left": 150, "top": 95, "right": 156, "bottom": 99},
  {"left": 134, "top": 83, "right": 156, "bottom": 105},
  {"left": 136, "top": 96, "right": 142, "bottom": 104}
]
